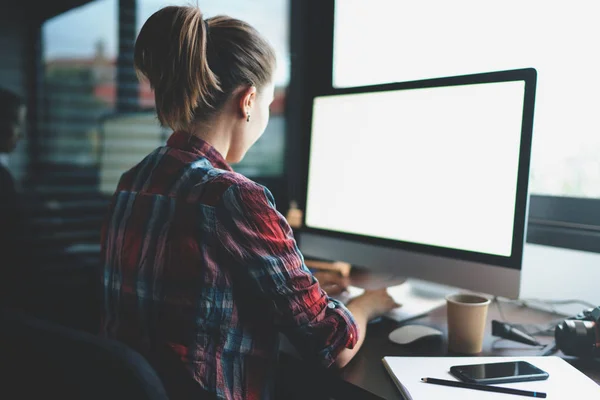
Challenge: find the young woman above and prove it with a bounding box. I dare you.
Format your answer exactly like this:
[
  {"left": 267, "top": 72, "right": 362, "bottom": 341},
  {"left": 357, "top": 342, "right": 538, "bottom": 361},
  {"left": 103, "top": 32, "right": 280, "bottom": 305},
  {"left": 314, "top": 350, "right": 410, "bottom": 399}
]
[{"left": 100, "top": 6, "right": 398, "bottom": 399}]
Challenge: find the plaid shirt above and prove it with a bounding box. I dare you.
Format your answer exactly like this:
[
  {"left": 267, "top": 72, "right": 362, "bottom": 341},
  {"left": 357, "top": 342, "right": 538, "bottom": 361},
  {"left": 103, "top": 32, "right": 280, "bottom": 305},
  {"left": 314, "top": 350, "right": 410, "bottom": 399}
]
[{"left": 100, "top": 131, "right": 358, "bottom": 400}]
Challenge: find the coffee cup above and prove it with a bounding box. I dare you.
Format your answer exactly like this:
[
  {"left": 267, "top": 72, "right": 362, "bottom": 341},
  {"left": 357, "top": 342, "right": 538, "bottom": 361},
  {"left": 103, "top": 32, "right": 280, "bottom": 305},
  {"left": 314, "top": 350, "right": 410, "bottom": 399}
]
[{"left": 446, "top": 293, "right": 491, "bottom": 354}]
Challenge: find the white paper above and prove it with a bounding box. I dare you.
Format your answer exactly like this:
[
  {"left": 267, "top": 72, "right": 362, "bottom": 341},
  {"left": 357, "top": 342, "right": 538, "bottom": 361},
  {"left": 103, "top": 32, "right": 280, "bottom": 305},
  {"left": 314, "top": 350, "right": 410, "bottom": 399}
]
[{"left": 382, "top": 356, "right": 600, "bottom": 399}]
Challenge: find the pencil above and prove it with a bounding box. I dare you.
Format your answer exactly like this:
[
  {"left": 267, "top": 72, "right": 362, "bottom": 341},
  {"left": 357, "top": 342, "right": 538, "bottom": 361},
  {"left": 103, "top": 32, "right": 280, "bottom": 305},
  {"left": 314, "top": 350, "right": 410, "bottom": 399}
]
[{"left": 421, "top": 377, "right": 547, "bottom": 398}]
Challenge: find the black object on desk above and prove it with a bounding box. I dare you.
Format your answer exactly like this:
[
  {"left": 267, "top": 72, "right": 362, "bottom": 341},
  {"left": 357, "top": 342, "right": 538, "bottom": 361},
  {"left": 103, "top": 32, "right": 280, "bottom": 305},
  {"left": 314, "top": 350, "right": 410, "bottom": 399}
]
[
  {"left": 555, "top": 306, "right": 600, "bottom": 358},
  {"left": 492, "top": 320, "right": 541, "bottom": 346},
  {"left": 421, "top": 377, "right": 547, "bottom": 398}
]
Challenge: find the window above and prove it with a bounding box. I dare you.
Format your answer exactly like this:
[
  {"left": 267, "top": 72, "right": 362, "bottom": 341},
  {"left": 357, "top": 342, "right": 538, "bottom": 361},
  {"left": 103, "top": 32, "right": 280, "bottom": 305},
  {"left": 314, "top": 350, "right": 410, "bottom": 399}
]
[
  {"left": 333, "top": 0, "right": 600, "bottom": 199},
  {"left": 34, "top": 0, "right": 290, "bottom": 258}
]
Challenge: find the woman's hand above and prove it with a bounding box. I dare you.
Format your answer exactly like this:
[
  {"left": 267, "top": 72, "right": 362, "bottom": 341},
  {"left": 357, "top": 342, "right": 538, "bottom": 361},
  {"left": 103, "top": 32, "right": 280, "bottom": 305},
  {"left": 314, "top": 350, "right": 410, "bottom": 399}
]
[
  {"left": 313, "top": 271, "right": 350, "bottom": 296},
  {"left": 348, "top": 288, "right": 401, "bottom": 320}
]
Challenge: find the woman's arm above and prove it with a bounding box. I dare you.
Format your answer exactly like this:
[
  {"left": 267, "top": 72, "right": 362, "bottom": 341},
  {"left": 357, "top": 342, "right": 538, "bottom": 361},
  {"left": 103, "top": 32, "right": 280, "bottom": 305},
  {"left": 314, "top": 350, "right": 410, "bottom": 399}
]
[
  {"left": 335, "top": 289, "right": 399, "bottom": 368},
  {"left": 215, "top": 180, "right": 398, "bottom": 368}
]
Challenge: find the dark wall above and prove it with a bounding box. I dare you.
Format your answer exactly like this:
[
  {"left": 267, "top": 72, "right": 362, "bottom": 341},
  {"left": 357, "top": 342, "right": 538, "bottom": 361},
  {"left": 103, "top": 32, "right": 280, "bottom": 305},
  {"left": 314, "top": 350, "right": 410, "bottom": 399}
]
[
  {"left": 0, "top": 5, "right": 32, "bottom": 182},
  {"left": 0, "top": 13, "right": 27, "bottom": 94}
]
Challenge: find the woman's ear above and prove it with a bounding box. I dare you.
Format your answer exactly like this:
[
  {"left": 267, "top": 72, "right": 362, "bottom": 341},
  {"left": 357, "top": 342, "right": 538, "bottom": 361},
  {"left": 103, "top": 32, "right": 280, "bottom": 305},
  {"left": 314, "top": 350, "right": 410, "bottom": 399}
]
[{"left": 238, "top": 86, "right": 257, "bottom": 120}]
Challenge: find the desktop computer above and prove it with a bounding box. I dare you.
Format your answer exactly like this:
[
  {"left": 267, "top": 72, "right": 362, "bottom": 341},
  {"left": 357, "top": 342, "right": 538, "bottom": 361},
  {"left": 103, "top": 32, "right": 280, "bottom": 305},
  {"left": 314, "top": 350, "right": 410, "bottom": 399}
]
[{"left": 299, "top": 69, "right": 537, "bottom": 321}]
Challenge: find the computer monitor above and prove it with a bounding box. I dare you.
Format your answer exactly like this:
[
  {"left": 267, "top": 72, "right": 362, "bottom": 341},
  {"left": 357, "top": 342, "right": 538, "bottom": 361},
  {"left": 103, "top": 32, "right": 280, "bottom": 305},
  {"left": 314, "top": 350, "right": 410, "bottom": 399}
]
[{"left": 299, "top": 69, "right": 537, "bottom": 299}]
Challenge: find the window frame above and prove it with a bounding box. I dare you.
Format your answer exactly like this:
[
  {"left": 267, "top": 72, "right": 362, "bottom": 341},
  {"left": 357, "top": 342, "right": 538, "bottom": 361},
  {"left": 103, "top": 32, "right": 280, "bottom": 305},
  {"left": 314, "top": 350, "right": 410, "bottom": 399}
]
[
  {"left": 527, "top": 195, "right": 600, "bottom": 253},
  {"left": 292, "top": 0, "right": 600, "bottom": 255}
]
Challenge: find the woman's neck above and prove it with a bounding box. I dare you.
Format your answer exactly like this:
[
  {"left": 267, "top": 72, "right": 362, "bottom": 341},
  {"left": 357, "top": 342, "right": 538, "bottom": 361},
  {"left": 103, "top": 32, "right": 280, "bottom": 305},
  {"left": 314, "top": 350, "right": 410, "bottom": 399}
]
[{"left": 189, "top": 117, "right": 235, "bottom": 160}]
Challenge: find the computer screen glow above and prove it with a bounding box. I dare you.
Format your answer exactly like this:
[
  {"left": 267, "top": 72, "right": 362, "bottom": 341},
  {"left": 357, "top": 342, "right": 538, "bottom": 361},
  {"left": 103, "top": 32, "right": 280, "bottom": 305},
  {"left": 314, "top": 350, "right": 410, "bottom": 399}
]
[{"left": 305, "top": 81, "right": 526, "bottom": 257}]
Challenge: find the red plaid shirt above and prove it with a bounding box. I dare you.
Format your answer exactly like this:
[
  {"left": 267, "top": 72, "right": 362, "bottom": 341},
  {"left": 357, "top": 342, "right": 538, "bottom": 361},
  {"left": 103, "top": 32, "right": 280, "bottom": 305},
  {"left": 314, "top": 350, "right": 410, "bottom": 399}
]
[{"left": 100, "top": 131, "right": 358, "bottom": 400}]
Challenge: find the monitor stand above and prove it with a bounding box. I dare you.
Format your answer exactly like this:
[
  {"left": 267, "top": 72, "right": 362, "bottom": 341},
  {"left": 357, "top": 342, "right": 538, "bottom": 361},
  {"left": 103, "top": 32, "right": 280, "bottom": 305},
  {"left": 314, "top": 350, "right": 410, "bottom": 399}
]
[{"left": 335, "top": 278, "right": 456, "bottom": 324}]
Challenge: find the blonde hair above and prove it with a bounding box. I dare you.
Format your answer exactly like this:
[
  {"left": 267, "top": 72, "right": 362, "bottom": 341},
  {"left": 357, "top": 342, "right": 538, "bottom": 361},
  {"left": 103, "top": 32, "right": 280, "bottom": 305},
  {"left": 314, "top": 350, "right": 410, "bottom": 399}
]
[{"left": 134, "top": 6, "right": 276, "bottom": 130}]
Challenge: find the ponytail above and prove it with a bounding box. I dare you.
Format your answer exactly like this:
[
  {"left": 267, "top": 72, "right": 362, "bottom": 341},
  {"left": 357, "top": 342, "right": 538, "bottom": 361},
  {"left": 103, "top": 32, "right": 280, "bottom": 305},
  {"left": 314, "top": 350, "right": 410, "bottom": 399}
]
[
  {"left": 134, "top": 6, "right": 219, "bottom": 130},
  {"left": 134, "top": 6, "right": 276, "bottom": 130}
]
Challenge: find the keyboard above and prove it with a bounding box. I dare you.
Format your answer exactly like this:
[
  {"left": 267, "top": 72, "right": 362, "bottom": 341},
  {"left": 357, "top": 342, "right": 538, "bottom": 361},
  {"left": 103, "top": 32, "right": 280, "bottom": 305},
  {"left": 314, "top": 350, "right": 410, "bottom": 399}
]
[{"left": 335, "top": 281, "right": 447, "bottom": 323}]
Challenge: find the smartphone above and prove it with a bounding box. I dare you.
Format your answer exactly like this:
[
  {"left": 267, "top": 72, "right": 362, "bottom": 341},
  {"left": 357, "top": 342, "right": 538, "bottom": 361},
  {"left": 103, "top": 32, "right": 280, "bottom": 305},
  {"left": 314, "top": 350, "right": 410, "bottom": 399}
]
[{"left": 450, "top": 361, "right": 549, "bottom": 384}]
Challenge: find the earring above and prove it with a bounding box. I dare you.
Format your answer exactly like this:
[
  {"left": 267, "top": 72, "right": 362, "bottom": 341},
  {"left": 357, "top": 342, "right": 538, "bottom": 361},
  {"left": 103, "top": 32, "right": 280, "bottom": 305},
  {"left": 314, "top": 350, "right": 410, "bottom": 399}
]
[{"left": 246, "top": 113, "right": 251, "bottom": 122}]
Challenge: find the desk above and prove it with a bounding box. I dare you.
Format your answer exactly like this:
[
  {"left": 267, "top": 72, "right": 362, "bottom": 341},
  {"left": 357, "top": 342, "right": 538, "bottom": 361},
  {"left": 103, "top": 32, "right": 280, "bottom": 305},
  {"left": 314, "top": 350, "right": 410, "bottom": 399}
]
[{"left": 279, "top": 269, "right": 600, "bottom": 400}]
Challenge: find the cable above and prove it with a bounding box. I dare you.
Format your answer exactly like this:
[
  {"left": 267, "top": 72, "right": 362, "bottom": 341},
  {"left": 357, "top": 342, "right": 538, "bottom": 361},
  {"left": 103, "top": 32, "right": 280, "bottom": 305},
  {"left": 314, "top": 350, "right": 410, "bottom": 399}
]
[
  {"left": 490, "top": 338, "right": 545, "bottom": 351},
  {"left": 490, "top": 297, "right": 572, "bottom": 340},
  {"left": 493, "top": 296, "right": 509, "bottom": 322},
  {"left": 492, "top": 297, "right": 555, "bottom": 336},
  {"left": 491, "top": 297, "right": 598, "bottom": 345},
  {"left": 538, "top": 341, "right": 558, "bottom": 356},
  {"left": 511, "top": 320, "right": 562, "bottom": 337}
]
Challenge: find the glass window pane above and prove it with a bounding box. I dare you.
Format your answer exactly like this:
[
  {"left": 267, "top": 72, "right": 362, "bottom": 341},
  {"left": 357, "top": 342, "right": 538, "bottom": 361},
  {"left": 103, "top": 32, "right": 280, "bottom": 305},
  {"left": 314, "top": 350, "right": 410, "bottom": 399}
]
[
  {"left": 42, "top": 0, "right": 117, "bottom": 170},
  {"left": 37, "top": 0, "right": 290, "bottom": 256},
  {"left": 41, "top": 0, "right": 289, "bottom": 199},
  {"left": 333, "top": 0, "right": 600, "bottom": 198}
]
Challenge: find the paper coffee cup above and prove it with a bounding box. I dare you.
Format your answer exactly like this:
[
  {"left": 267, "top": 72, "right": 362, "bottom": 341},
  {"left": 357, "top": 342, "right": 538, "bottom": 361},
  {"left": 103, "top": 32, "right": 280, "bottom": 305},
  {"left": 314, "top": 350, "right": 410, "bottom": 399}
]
[{"left": 446, "top": 293, "right": 491, "bottom": 354}]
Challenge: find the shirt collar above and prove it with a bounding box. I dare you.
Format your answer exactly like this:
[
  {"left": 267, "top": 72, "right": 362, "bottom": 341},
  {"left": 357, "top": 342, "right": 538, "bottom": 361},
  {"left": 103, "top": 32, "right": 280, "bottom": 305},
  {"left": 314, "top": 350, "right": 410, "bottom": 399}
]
[{"left": 166, "top": 131, "right": 233, "bottom": 172}]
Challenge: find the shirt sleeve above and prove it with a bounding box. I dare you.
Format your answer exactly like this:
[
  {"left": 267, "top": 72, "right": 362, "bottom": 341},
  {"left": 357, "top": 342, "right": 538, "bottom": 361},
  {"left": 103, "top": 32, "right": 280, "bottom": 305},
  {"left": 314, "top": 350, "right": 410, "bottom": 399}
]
[{"left": 215, "top": 181, "right": 358, "bottom": 368}]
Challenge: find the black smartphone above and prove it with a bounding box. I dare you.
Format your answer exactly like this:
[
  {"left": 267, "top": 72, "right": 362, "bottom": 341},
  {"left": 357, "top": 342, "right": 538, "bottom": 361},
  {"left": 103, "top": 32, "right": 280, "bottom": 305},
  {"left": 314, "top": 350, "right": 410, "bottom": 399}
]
[{"left": 450, "top": 361, "right": 549, "bottom": 384}]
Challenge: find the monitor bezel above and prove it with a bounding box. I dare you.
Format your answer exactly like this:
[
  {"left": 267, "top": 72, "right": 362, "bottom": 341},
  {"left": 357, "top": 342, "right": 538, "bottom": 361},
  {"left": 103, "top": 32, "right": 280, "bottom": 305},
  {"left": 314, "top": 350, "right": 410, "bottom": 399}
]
[{"left": 301, "top": 68, "right": 537, "bottom": 271}]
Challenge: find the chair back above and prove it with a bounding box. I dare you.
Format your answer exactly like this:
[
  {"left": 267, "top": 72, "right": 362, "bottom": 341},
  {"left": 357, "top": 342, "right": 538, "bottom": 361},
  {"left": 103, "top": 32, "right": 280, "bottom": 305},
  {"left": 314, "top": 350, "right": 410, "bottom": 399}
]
[{"left": 0, "top": 308, "right": 170, "bottom": 400}]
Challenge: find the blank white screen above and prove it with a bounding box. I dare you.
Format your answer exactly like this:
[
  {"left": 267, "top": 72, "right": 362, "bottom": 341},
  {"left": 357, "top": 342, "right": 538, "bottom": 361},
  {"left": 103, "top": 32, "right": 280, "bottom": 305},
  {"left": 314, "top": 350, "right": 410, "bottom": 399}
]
[{"left": 305, "top": 81, "right": 526, "bottom": 257}]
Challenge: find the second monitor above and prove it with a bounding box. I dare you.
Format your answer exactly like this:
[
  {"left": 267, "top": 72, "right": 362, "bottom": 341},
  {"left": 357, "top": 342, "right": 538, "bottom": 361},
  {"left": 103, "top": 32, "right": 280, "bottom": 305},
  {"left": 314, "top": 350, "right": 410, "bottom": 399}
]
[{"left": 300, "top": 69, "right": 537, "bottom": 304}]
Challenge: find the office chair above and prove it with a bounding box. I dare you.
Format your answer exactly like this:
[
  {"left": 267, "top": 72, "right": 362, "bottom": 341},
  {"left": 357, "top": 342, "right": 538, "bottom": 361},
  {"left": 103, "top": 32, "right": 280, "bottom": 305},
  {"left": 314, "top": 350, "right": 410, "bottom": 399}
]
[{"left": 0, "top": 308, "right": 169, "bottom": 400}]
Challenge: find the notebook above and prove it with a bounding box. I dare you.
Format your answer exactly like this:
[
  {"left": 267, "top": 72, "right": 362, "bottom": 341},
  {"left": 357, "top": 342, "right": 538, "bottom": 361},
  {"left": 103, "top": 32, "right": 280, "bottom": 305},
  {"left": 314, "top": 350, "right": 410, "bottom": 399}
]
[{"left": 382, "top": 356, "right": 600, "bottom": 399}]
